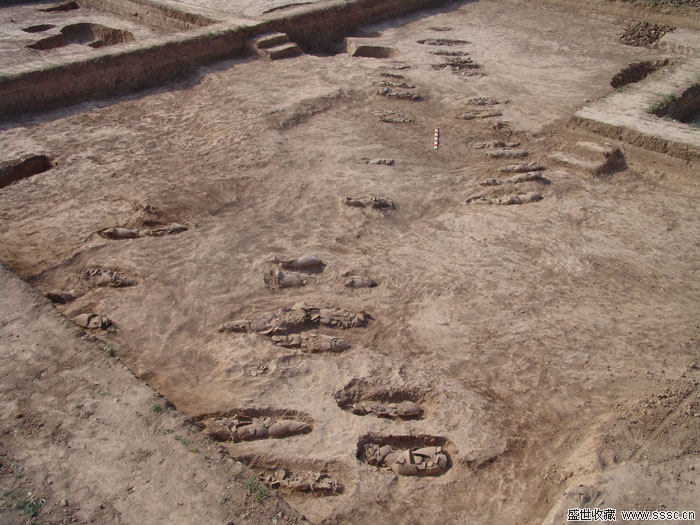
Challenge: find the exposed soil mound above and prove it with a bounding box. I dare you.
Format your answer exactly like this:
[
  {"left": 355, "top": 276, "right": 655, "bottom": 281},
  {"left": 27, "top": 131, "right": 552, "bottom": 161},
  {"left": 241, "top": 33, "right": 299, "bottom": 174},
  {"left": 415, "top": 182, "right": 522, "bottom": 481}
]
[{"left": 620, "top": 22, "right": 675, "bottom": 46}]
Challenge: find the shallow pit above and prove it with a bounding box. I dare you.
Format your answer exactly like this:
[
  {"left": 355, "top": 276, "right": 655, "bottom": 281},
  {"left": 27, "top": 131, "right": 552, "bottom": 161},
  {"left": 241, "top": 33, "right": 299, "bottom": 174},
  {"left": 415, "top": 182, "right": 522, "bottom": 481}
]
[
  {"left": 610, "top": 59, "right": 673, "bottom": 88},
  {"left": 348, "top": 44, "right": 398, "bottom": 58},
  {"left": 233, "top": 455, "right": 347, "bottom": 496},
  {"left": 40, "top": 1, "right": 78, "bottom": 12},
  {"left": 22, "top": 24, "right": 56, "bottom": 33},
  {"left": 349, "top": 29, "right": 381, "bottom": 38},
  {"left": 0, "top": 155, "right": 53, "bottom": 189},
  {"left": 194, "top": 407, "right": 313, "bottom": 442},
  {"left": 650, "top": 83, "right": 700, "bottom": 124},
  {"left": 27, "top": 23, "right": 135, "bottom": 50},
  {"left": 356, "top": 433, "right": 455, "bottom": 477},
  {"left": 335, "top": 378, "right": 427, "bottom": 420}
]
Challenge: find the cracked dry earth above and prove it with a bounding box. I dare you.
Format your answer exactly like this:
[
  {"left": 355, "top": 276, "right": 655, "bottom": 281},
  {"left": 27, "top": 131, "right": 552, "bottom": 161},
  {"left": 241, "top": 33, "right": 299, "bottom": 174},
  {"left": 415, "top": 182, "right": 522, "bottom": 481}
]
[{"left": 1, "top": 1, "right": 700, "bottom": 523}]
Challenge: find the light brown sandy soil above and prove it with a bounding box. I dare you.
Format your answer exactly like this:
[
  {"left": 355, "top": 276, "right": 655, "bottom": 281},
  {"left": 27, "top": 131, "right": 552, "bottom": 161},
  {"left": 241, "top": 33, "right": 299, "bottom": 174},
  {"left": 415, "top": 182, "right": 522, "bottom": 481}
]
[
  {"left": 0, "top": 3, "right": 171, "bottom": 70},
  {"left": 0, "top": 262, "right": 304, "bottom": 524},
  {"left": 1, "top": 0, "right": 699, "bottom": 523}
]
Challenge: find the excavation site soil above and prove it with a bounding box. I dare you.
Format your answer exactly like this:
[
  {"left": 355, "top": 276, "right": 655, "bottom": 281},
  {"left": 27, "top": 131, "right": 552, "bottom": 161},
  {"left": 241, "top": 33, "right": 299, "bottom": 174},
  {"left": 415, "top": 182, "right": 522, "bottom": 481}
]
[{"left": 1, "top": 0, "right": 699, "bottom": 523}]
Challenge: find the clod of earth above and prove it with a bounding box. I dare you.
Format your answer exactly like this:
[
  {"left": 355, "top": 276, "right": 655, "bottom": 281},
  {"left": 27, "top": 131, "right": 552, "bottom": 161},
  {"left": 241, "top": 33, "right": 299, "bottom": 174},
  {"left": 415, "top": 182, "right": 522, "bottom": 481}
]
[
  {"left": 470, "top": 140, "right": 520, "bottom": 149},
  {"left": 260, "top": 469, "right": 341, "bottom": 494},
  {"left": 271, "top": 332, "right": 351, "bottom": 352},
  {"left": 146, "top": 224, "right": 188, "bottom": 236},
  {"left": 73, "top": 313, "right": 115, "bottom": 332},
  {"left": 505, "top": 172, "right": 549, "bottom": 184},
  {"left": 491, "top": 121, "right": 511, "bottom": 132},
  {"left": 99, "top": 227, "right": 139, "bottom": 240},
  {"left": 218, "top": 304, "right": 369, "bottom": 335},
  {"left": 620, "top": 22, "right": 675, "bottom": 47},
  {"left": 375, "top": 88, "right": 423, "bottom": 101},
  {"left": 478, "top": 172, "right": 548, "bottom": 186},
  {"left": 304, "top": 304, "right": 369, "bottom": 329},
  {"left": 380, "top": 64, "right": 411, "bottom": 70},
  {"left": 377, "top": 111, "right": 412, "bottom": 123},
  {"left": 499, "top": 192, "right": 543, "bottom": 205},
  {"left": 466, "top": 192, "right": 543, "bottom": 205},
  {"left": 359, "top": 158, "right": 395, "bottom": 165},
  {"left": 457, "top": 110, "right": 502, "bottom": 120},
  {"left": 219, "top": 307, "right": 307, "bottom": 335},
  {"left": 268, "top": 254, "right": 325, "bottom": 272},
  {"left": 349, "top": 400, "right": 423, "bottom": 419},
  {"left": 98, "top": 224, "right": 187, "bottom": 240},
  {"left": 432, "top": 58, "right": 479, "bottom": 71},
  {"left": 417, "top": 39, "right": 470, "bottom": 46},
  {"left": 499, "top": 162, "right": 545, "bottom": 173},
  {"left": 343, "top": 196, "right": 395, "bottom": 210},
  {"left": 486, "top": 149, "right": 528, "bottom": 159},
  {"left": 264, "top": 269, "right": 307, "bottom": 289},
  {"left": 428, "top": 26, "right": 453, "bottom": 31},
  {"left": 457, "top": 69, "right": 485, "bottom": 77},
  {"left": 131, "top": 204, "right": 164, "bottom": 227},
  {"left": 430, "top": 50, "right": 470, "bottom": 56},
  {"left": 363, "top": 444, "right": 449, "bottom": 476},
  {"left": 85, "top": 268, "right": 136, "bottom": 288},
  {"left": 377, "top": 80, "right": 416, "bottom": 89},
  {"left": 344, "top": 276, "right": 377, "bottom": 288},
  {"left": 466, "top": 97, "right": 503, "bottom": 106},
  {"left": 203, "top": 415, "right": 311, "bottom": 442}
]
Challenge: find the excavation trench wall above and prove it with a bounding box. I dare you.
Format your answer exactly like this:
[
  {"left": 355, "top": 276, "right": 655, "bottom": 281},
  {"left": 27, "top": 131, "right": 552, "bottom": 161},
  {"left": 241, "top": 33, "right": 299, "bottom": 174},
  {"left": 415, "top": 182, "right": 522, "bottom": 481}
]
[
  {"left": 0, "top": 0, "right": 448, "bottom": 117},
  {"left": 264, "top": 0, "right": 448, "bottom": 52},
  {"left": 0, "top": 25, "right": 253, "bottom": 117},
  {"left": 572, "top": 115, "right": 700, "bottom": 161},
  {"left": 77, "top": 0, "right": 216, "bottom": 31}
]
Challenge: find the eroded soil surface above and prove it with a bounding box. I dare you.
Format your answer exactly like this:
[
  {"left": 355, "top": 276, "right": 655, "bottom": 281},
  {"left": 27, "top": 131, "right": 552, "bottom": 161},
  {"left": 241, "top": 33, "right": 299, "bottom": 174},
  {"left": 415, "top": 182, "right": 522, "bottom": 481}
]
[{"left": 1, "top": 0, "right": 699, "bottom": 523}]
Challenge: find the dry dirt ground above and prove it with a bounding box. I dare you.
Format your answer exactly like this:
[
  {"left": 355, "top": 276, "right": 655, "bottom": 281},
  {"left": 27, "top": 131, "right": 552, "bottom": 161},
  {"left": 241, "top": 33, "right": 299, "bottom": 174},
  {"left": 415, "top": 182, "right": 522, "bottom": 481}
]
[
  {"left": 0, "top": 261, "right": 304, "bottom": 525},
  {"left": 1, "top": 0, "right": 700, "bottom": 523}
]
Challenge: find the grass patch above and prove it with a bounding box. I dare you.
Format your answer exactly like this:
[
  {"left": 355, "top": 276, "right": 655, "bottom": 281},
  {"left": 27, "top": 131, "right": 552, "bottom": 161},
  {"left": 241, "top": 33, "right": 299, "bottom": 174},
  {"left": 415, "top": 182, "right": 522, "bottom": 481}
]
[
  {"left": 650, "top": 92, "right": 678, "bottom": 113},
  {"left": 16, "top": 495, "right": 44, "bottom": 518},
  {"left": 174, "top": 434, "right": 200, "bottom": 454},
  {"left": 99, "top": 342, "right": 117, "bottom": 357},
  {"left": 11, "top": 464, "right": 24, "bottom": 479},
  {"left": 244, "top": 476, "right": 269, "bottom": 503},
  {"left": 151, "top": 403, "right": 172, "bottom": 414}
]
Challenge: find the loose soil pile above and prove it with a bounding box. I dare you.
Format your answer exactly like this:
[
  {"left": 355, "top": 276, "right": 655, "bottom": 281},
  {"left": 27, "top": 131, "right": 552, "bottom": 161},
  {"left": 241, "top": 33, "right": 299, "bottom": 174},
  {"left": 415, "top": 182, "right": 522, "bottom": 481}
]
[{"left": 620, "top": 21, "right": 675, "bottom": 46}]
